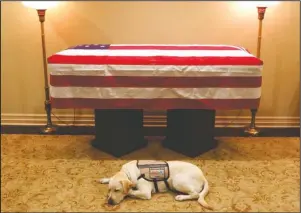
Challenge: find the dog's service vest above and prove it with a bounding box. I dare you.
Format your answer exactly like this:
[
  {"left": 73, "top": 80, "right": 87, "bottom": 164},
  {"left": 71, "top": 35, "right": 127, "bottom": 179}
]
[{"left": 136, "top": 160, "right": 170, "bottom": 192}]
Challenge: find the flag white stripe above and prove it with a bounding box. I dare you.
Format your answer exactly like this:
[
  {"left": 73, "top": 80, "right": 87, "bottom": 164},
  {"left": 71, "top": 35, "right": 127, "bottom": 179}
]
[
  {"left": 49, "top": 64, "right": 262, "bottom": 77},
  {"left": 50, "top": 70, "right": 262, "bottom": 77},
  {"left": 55, "top": 49, "right": 254, "bottom": 57},
  {"left": 50, "top": 87, "right": 261, "bottom": 99},
  {"left": 109, "top": 44, "right": 245, "bottom": 49}
]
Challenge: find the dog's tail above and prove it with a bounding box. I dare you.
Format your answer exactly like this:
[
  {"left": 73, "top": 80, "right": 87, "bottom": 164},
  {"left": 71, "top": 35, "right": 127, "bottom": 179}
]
[{"left": 198, "top": 178, "right": 212, "bottom": 210}]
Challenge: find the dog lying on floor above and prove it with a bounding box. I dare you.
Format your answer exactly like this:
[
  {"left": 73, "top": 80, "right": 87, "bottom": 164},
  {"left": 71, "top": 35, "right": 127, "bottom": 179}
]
[{"left": 99, "top": 160, "right": 211, "bottom": 209}]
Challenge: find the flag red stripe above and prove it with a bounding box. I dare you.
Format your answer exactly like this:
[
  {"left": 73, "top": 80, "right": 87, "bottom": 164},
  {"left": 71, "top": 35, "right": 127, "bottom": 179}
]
[
  {"left": 50, "top": 75, "right": 262, "bottom": 88},
  {"left": 108, "top": 45, "right": 243, "bottom": 50},
  {"left": 48, "top": 55, "right": 263, "bottom": 66},
  {"left": 50, "top": 98, "right": 260, "bottom": 110}
]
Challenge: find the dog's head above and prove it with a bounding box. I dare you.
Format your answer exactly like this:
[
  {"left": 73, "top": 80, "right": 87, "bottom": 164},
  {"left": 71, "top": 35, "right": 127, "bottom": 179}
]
[{"left": 107, "top": 172, "right": 134, "bottom": 205}]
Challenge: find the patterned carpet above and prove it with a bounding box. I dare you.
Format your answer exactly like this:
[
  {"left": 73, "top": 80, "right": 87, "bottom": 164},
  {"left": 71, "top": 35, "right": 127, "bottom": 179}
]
[{"left": 1, "top": 134, "right": 300, "bottom": 212}]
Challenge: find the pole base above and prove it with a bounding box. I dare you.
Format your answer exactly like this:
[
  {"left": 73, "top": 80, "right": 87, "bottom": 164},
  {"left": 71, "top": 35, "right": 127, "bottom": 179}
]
[
  {"left": 41, "top": 124, "right": 58, "bottom": 134},
  {"left": 244, "top": 126, "right": 260, "bottom": 137}
]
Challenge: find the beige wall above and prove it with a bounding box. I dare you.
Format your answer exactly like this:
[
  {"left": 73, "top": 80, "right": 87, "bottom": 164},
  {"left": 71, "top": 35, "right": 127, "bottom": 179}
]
[{"left": 1, "top": 1, "right": 300, "bottom": 119}]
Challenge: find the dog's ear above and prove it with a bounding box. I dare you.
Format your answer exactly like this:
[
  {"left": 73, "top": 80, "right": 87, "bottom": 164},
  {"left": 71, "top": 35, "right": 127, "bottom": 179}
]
[{"left": 120, "top": 179, "right": 134, "bottom": 194}]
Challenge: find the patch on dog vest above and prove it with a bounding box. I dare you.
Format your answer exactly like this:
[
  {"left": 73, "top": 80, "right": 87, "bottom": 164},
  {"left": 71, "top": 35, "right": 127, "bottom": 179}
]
[{"left": 136, "top": 160, "right": 170, "bottom": 181}]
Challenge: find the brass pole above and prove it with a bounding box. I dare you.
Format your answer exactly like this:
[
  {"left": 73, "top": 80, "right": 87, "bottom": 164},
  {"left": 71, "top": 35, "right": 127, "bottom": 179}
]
[
  {"left": 257, "top": 19, "right": 263, "bottom": 58},
  {"left": 244, "top": 7, "right": 266, "bottom": 137},
  {"left": 37, "top": 9, "right": 57, "bottom": 134},
  {"left": 256, "top": 7, "right": 266, "bottom": 58}
]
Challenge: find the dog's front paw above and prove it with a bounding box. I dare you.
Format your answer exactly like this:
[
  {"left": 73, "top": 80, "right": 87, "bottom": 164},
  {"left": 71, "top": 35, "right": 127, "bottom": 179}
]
[
  {"left": 175, "top": 195, "right": 186, "bottom": 201},
  {"left": 128, "top": 189, "right": 136, "bottom": 197},
  {"left": 99, "top": 178, "right": 110, "bottom": 184}
]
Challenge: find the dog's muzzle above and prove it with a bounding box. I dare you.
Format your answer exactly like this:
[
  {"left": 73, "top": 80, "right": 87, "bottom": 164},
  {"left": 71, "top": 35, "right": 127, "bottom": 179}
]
[{"left": 108, "top": 198, "right": 114, "bottom": 205}]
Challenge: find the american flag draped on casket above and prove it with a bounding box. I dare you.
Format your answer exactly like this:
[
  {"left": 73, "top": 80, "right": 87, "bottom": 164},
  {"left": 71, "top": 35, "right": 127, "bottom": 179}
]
[{"left": 48, "top": 44, "right": 263, "bottom": 110}]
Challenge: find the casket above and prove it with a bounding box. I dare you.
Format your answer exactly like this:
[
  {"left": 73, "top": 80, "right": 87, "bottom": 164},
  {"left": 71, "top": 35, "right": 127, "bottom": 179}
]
[{"left": 48, "top": 44, "right": 263, "bottom": 110}]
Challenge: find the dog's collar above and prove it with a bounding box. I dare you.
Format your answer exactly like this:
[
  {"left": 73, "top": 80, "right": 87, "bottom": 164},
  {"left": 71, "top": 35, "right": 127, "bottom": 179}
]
[
  {"left": 124, "top": 170, "right": 132, "bottom": 181},
  {"left": 124, "top": 170, "right": 138, "bottom": 190}
]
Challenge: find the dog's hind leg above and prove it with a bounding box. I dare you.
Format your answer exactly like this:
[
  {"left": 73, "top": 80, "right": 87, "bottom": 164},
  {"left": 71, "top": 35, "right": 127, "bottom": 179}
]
[
  {"left": 99, "top": 178, "right": 111, "bottom": 184},
  {"left": 174, "top": 187, "right": 212, "bottom": 210},
  {"left": 175, "top": 193, "right": 199, "bottom": 201},
  {"left": 172, "top": 175, "right": 200, "bottom": 201},
  {"left": 172, "top": 175, "right": 212, "bottom": 210}
]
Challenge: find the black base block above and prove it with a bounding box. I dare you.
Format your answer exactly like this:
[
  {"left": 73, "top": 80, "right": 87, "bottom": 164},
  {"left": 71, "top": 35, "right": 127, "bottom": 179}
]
[
  {"left": 92, "top": 109, "right": 148, "bottom": 157},
  {"left": 162, "top": 109, "right": 217, "bottom": 157}
]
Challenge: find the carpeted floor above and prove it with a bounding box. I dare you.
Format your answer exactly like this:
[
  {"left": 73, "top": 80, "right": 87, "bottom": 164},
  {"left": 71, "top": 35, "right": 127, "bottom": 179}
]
[{"left": 1, "top": 134, "right": 300, "bottom": 212}]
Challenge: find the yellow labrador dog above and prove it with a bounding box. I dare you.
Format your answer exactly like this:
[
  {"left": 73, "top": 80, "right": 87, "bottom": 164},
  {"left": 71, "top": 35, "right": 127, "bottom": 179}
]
[{"left": 99, "top": 160, "right": 211, "bottom": 209}]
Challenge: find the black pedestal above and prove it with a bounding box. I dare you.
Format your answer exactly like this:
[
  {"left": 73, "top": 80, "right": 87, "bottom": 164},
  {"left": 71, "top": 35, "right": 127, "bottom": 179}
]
[
  {"left": 162, "top": 109, "right": 217, "bottom": 157},
  {"left": 92, "top": 109, "right": 148, "bottom": 157}
]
